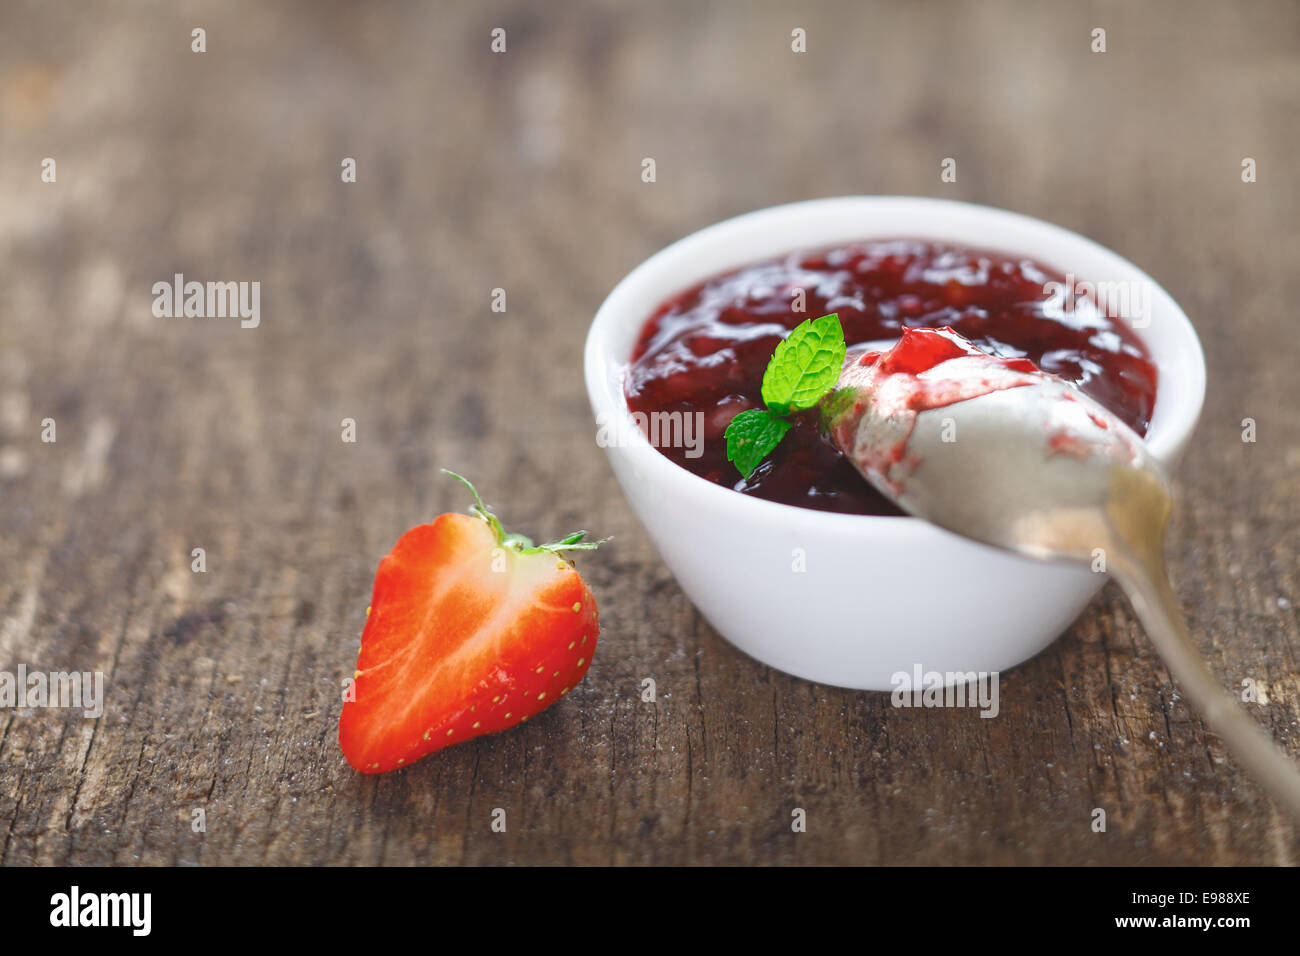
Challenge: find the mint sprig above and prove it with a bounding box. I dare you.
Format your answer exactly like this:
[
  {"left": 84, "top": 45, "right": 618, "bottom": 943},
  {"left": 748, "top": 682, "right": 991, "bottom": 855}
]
[{"left": 723, "top": 313, "right": 845, "bottom": 480}]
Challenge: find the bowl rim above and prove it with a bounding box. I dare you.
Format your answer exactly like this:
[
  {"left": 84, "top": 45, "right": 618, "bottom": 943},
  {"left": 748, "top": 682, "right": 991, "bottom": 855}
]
[{"left": 584, "top": 195, "right": 1207, "bottom": 537}]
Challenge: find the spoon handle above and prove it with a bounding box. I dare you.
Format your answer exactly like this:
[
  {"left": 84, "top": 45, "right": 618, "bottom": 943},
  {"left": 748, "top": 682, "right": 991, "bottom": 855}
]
[{"left": 1114, "top": 557, "right": 1300, "bottom": 821}]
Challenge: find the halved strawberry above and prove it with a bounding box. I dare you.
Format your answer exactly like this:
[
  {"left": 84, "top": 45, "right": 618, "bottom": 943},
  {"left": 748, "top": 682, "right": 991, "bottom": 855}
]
[{"left": 339, "top": 472, "right": 605, "bottom": 773}]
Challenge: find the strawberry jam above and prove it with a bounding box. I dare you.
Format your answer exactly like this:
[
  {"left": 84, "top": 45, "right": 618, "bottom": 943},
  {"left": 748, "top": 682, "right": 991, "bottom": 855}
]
[{"left": 625, "top": 240, "right": 1158, "bottom": 516}]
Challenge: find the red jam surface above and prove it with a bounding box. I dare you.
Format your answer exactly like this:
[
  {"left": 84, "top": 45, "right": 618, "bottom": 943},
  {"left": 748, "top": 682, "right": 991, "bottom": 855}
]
[{"left": 625, "top": 240, "right": 1158, "bottom": 516}]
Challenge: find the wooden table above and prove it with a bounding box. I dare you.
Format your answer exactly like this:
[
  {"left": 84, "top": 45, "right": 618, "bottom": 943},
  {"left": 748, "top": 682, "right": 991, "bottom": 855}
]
[{"left": 1, "top": 0, "right": 1296, "bottom": 865}]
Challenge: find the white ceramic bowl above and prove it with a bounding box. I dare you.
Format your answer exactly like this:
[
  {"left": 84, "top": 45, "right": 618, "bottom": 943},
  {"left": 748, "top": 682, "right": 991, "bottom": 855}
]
[{"left": 584, "top": 197, "right": 1205, "bottom": 690}]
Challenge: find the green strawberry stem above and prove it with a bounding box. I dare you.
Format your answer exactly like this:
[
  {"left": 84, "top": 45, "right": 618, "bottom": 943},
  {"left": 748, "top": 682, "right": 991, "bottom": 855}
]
[{"left": 442, "top": 470, "right": 609, "bottom": 554}]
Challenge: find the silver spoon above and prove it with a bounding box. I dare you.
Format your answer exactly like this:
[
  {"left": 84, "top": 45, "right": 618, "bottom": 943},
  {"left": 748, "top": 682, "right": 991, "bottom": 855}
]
[{"left": 824, "top": 329, "right": 1300, "bottom": 820}]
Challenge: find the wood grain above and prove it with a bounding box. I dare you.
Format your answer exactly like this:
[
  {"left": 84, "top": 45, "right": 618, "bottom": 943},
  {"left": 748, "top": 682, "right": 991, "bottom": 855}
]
[{"left": 0, "top": 0, "right": 1296, "bottom": 865}]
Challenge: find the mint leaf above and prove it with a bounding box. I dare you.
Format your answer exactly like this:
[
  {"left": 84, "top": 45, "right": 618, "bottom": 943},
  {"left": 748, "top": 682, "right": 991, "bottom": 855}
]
[
  {"left": 725, "top": 408, "right": 793, "bottom": 480},
  {"left": 760, "top": 313, "right": 846, "bottom": 416}
]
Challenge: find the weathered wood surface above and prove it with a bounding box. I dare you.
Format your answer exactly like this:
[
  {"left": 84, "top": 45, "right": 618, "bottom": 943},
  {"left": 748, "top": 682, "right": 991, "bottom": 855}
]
[{"left": 0, "top": 0, "right": 1296, "bottom": 865}]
